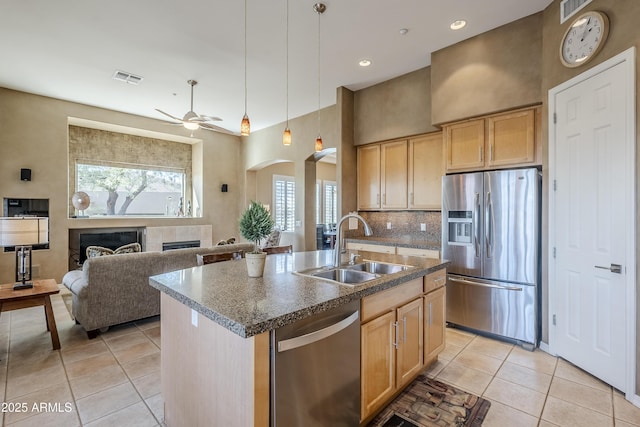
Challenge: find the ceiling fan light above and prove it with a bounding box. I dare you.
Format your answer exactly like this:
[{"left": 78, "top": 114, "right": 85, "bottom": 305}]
[
  {"left": 240, "top": 114, "right": 251, "bottom": 136},
  {"left": 315, "top": 135, "right": 323, "bottom": 152},
  {"left": 283, "top": 127, "right": 292, "bottom": 146},
  {"left": 184, "top": 121, "right": 200, "bottom": 130}
]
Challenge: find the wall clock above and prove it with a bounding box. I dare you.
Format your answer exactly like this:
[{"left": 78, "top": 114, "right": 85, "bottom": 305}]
[{"left": 560, "top": 10, "right": 609, "bottom": 68}]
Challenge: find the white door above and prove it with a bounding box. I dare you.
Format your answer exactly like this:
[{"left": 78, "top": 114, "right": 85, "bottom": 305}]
[{"left": 550, "top": 50, "right": 635, "bottom": 393}]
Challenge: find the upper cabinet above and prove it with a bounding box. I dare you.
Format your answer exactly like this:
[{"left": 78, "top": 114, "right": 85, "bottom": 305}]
[
  {"left": 357, "top": 144, "right": 381, "bottom": 209},
  {"left": 357, "top": 132, "right": 444, "bottom": 211},
  {"left": 443, "top": 106, "right": 540, "bottom": 173},
  {"left": 381, "top": 140, "right": 408, "bottom": 209},
  {"left": 408, "top": 133, "right": 443, "bottom": 209}
]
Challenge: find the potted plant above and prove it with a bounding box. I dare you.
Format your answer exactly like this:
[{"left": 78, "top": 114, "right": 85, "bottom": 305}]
[{"left": 239, "top": 201, "right": 275, "bottom": 277}]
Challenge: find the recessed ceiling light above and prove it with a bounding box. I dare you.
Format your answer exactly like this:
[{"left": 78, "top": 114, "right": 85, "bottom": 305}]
[
  {"left": 399, "top": 28, "right": 409, "bottom": 36},
  {"left": 359, "top": 59, "right": 372, "bottom": 67},
  {"left": 450, "top": 20, "right": 467, "bottom": 30}
]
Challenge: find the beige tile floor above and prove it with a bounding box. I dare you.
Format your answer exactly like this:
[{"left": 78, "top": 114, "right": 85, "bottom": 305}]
[
  {"left": 425, "top": 328, "right": 640, "bottom": 427},
  {"left": 0, "top": 291, "right": 639, "bottom": 426},
  {"left": 0, "top": 292, "right": 163, "bottom": 426}
]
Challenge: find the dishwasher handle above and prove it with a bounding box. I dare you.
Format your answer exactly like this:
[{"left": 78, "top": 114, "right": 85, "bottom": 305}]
[{"left": 277, "top": 310, "right": 359, "bottom": 352}]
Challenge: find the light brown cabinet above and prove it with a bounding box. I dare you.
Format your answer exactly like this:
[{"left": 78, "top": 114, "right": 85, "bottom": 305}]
[
  {"left": 357, "top": 132, "right": 444, "bottom": 210},
  {"left": 408, "top": 133, "right": 444, "bottom": 209},
  {"left": 361, "top": 310, "right": 396, "bottom": 418},
  {"left": 396, "top": 298, "right": 424, "bottom": 387},
  {"left": 444, "top": 107, "right": 539, "bottom": 173},
  {"left": 424, "top": 286, "right": 446, "bottom": 362},
  {"left": 360, "top": 278, "right": 423, "bottom": 420},
  {"left": 357, "top": 144, "right": 381, "bottom": 209},
  {"left": 381, "top": 140, "right": 408, "bottom": 209},
  {"left": 360, "top": 270, "right": 447, "bottom": 422}
]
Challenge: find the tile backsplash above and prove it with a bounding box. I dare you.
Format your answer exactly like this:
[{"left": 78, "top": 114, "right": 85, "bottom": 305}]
[{"left": 345, "top": 211, "right": 442, "bottom": 242}]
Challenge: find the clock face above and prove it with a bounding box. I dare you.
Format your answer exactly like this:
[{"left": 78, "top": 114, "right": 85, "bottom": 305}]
[{"left": 560, "top": 11, "right": 609, "bottom": 68}]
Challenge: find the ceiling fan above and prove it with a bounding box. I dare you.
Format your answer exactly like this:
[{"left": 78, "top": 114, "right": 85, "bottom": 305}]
[{"left": 155, "top": 80, "right": 235, "bottom": 135}]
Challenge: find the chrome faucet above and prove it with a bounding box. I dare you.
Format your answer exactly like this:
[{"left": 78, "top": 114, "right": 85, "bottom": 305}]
[{"left": 333, "top": 213, "right": 373, "bottom": 267}]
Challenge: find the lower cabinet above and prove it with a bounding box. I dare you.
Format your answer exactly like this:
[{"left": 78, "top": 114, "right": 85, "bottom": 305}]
[
  {"left": 360, "top": 270, "right": 447, "bottom": 422},
  {"left": 424, "top": 286, "right": 446, "bottom": 362}
]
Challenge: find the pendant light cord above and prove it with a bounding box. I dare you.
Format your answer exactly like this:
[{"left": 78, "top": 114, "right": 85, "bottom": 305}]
[
  {"left": 286, "top": 0, "right": 289, "bottom": 128},
  {"left": 244, "top": 0, "right": 247, "bottom": 115},
  {"left": 317, "top": 7, "right": 321, "bottom": 135}
]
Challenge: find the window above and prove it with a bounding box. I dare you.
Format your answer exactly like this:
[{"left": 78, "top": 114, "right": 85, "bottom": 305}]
[
  {"left": 315, "top": 180, "right": 337, "bottom": 225},
  {"left": 76, "top": 162, "right": 185, "bottom": 216},
  {"left": 68, "top": 125, "right": 194, "bottom": 218},
  {"left": 324, "top": 181, "right": 338, "bottom": 224},
  {"left": 273, "top": 175, "right": 295, "bottom": 231},
  {"left": 316, "top": 180, "right": 322, "bottom": 224}
]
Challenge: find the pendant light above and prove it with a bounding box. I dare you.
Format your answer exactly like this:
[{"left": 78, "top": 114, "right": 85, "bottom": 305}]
[
  {"left": 313, "top": 3, "right": 326, "bottom": 152},
  {"left": 283, "top": 0, "right": 292, "bottom": 146},
  {"left": 240, "top": 0, "right": 251, "bottom": 136}
]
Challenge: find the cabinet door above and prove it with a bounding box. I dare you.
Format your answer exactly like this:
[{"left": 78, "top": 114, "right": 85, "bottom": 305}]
[
  {"left": 487, "top": 109, "right": 535, "bottom": 167},
  {"left": 361, "top": 311, "right": 396, "bottom": 420},
  {"left": 380, "top": 140, "right": 408, "bottom": 209},
  {"left": 408, "top": 133, "right": 443, "bottom": 209},
  {"left": 445, "top": 119, "right": 485, "bottom": 172},
  {"left": 424, "top": 287, "right": 446, "bottom": 362},
  {"left": 396, "top": 298, "right": 424, "bottom": 387},
  {"left": 357, "top": 144, "right": 381, "bottom": 210}
]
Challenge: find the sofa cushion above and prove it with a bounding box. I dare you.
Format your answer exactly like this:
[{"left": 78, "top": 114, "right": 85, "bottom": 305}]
[
  {"left": 86, "top": 246, "right": 114, "bottom": 258},
  {"left": 114, "top": 242, "right": 142, "bottom": 255}
]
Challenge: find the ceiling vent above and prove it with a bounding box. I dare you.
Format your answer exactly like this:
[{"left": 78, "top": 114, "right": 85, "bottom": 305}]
[
  {"left": 560, "top": 0, "right": 593, "bottom": 23},
  {"left": 112, "top": 70, "right": 143, "bottom": 85}
]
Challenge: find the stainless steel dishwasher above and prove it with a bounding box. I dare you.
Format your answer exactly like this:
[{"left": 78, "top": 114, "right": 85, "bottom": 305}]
[{"left": 271, "top": 300, "right": 360, "bottom": 426}]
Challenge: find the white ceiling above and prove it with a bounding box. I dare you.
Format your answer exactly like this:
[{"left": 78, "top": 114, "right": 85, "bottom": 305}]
[{"left": 0, "top": 0, "right": 553, "bottom": 135}]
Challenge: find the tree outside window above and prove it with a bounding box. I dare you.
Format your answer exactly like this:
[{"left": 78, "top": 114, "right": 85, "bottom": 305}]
[{"left": 76, "top": 163, "right": 185, "bottom": 216}]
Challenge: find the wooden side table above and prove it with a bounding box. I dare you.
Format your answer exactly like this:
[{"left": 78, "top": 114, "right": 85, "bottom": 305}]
[{"left": 0, "top": 279, "right": 61, "bottom": 350}]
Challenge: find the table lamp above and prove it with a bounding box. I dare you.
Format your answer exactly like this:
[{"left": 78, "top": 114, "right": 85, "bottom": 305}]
[{"left": 0, "top": 217, "right": 49, "bottom": 290}]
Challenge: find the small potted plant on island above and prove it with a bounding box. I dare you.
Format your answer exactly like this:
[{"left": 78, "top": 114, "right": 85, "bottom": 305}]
[{"left": 239, "top": 201, "right": 275, "bottom": 277}]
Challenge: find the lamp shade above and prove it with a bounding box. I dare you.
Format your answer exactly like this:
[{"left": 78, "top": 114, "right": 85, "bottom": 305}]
[{"left": 0, "top": 217, "right": 49, "bottom": 247}]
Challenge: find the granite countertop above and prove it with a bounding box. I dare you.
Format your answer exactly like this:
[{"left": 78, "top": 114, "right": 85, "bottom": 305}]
[
  {"left": 149, "top": 249, "right": 449, "bottom": 338},
  {"left": 345, "top": 236, "right": 441, "bottom": 250}
]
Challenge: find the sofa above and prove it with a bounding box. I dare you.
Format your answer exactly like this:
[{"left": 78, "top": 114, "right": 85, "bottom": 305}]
[{"left": 62, "top": 243, "right": 254, "bottom": 338}]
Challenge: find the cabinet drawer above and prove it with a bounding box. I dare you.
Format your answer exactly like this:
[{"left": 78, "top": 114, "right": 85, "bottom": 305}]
[
  {"left": 346, "top": 242, "right": 396, "bottom": 254},
  {"left": 424, "top": 269, "right": 446, "bottom": 294},
  {"left": 361, "top": 278, "right": 423, "bottom": 323},
  {"left": 396, "top": 246, "right": 440, "bottom": 259}
]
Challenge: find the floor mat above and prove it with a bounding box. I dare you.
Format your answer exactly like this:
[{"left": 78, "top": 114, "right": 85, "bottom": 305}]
[{"left": 368, "top": 375, "right": 491, "bottom": 427}]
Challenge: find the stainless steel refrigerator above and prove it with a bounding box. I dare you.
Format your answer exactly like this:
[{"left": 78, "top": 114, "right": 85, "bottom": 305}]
[{"left": 442, "top": 168, "right": 541, "bottom": 347}]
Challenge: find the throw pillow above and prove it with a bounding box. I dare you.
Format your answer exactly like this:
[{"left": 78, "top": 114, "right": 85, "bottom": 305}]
[
  {"left": 114, "top": 242, "right": 142, "bottom": 255},
  {"left": 216, "top": 240, "right": 228, "bottom": 246},
  {"left": 86, "top": 246, "right": 114, "bottom": 258}
]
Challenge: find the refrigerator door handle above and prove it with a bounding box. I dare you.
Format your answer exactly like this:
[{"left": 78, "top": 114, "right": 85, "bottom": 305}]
[
  {"left": 448, "top": 275, "right": 523, "bottom": 291},
  {"left": 474, "top": 192, "right": 481, "bottom": 258},
  {"left": 485, "top": 191, "right": 493, "bottom": 258}
]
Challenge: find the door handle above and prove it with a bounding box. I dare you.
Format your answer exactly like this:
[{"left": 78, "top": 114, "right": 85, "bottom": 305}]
[
  {"left": 393, "top": 321, "right": 399, "bottom": 349},
  {"left": 474, "top": 192, "right": 480, "bottom": 258},
  {"left": 594, "top": 264, "right": 622, "bottom": 274},
  {"left": 402, "top": 317, "right": 407, "bottom": 343}
]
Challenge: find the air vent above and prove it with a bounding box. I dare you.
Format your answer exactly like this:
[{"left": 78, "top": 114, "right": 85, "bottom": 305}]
[
  {"left": 560, "top": 0, "right": 593, "bottom": 23},
  {"left": 112, "top": 70, "right": 144, "bottom": 85}
]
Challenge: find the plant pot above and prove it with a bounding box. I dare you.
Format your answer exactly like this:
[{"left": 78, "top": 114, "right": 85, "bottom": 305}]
[{"left": 245, "top": 252, "right": 267, "bottom": 278}]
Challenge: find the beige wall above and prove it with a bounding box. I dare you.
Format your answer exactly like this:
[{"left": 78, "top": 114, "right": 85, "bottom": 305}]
[
  {"left": 241, "top": 105, "right": 337, "bottom": 251},
  {"left": 431, "top": 12, "right": 543, "bottom": 125},
  {"left": 354, "top": 67, "right": 436, "bottom": 145},
  {"left": 0, "top": 88, "right": 242, "bottom": 283},
  {"left": 540, "top": 0, "right": 640, "bottom": 396}
]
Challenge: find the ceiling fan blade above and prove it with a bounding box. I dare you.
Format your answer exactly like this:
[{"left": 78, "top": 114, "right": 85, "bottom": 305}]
[
  {"left": 199, "top": 122, "right": 238, "bottom": 135},
  {"left": 200, "top": 115, "right": 223, "bottom": 122},
  {"left": 155, "top": 109, "right": 183, "bottom": 122}
]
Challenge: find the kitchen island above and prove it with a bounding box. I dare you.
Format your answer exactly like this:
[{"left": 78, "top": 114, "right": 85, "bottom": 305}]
[{"left": 149, "top": 249, "right": 449, "bottom": 426}]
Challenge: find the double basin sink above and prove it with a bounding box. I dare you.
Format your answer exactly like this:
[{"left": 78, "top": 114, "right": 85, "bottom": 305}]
[{"left": 296, "top": 261, "right": 414, "bottom": 286}]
